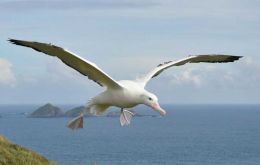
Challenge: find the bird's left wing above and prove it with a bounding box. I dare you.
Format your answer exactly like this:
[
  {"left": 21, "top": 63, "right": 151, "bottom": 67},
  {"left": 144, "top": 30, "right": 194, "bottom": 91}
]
[
  {"left": 136, "top": 54, "right": 242, "bottom": 87},
  {"left": 9, "top": 39, "right": 122, "bottom": 89}
]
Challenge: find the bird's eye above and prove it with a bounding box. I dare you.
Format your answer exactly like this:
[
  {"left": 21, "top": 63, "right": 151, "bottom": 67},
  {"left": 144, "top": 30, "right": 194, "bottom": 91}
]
[{"left": 148, "top": 97, "right": 152, "bottom": 101}]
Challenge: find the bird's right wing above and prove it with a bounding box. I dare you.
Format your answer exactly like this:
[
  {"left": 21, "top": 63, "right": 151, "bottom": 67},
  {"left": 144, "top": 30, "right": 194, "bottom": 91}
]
[
  {"left": 136, "top": 54, "right": 242, "bottom": 87},
  {"left": 9, "top": 39, "right": 122, "bottom": 89}
]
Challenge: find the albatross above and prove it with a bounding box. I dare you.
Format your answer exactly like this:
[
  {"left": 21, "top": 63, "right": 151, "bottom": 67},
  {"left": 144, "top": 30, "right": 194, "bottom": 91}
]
[{"left": 9, "top": 39, "right": 242, "bottom": 129}]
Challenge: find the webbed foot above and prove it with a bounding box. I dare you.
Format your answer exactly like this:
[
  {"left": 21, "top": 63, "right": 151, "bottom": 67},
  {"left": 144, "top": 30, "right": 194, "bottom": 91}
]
[
  {"left": 120, "top": 109, "right": 134, "bottom": 126},
  {"left": 67, "top": 113, "right": 84, "bottom": 130}
]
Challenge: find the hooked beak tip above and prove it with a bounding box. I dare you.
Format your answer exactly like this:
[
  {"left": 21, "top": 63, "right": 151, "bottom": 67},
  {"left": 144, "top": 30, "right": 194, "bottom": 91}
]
[
  {"left": 160, "top": 110, "right": 166, "bottom": 116},
  {"left": 152, "top": 103, "right": 166, "bottom": 117}
]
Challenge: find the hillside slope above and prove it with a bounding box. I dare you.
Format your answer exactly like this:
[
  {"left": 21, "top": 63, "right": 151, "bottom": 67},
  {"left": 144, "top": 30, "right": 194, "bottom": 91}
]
[{"left": 0, "top": 135, "right": 56, "bottom": 165}]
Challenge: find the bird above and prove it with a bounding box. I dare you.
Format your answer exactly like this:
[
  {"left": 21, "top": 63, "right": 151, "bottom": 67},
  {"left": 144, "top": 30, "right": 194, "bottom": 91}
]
[{"left": 9, "top": 39, "right": 242, "bottom": 129}]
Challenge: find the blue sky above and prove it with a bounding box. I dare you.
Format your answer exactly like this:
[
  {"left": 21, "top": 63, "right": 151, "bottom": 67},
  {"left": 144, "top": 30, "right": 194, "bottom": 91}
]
[{"left": 0, "top": 0, "right": 260, "bottom": 104}]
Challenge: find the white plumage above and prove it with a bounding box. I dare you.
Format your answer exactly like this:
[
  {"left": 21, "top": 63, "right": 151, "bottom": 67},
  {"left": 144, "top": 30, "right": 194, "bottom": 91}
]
[{"left": 9, "top": 39, "right": 242, "bottom": 129}]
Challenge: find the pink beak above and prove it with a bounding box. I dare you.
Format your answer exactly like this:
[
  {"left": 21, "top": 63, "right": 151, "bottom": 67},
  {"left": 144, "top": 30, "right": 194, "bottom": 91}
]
[{"left": 152, "top": 102, "right": 166, "bottom": 116}]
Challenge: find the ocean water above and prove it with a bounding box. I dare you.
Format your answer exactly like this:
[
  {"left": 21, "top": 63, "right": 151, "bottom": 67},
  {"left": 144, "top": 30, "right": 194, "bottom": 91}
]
[{"left": 0, "top": 104, "right": 260, "bottom": 165}]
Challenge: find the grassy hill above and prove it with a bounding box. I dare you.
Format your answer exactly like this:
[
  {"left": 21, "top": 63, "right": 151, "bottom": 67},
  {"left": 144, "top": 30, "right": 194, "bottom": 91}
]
[{"left": 0, "top": 135, "right": 56, "bottom": 165}]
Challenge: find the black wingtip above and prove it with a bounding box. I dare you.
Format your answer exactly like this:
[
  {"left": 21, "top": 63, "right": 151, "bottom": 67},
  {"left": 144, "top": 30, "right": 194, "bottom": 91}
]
[
  {"left": 221, "top": 55, "right": 243, "bottom": 63},
  {"left": 231, "top": 55, "right": 243, "bottom": 62},
  {"left": 8, "top": 38, "right": 15, "bottom": 43},
  {"left": 8, "top": 38, "right": 21, "bottom": 45}
]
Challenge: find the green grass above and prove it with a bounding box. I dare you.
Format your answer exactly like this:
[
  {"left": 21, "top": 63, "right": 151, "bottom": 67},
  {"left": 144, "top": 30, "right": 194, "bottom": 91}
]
[{"left": 0, "top": 135, "right": 56, "bottom": 165}]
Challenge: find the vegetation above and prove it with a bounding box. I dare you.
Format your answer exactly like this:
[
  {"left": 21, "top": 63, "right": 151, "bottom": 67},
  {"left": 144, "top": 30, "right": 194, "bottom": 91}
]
[{"left": 0, "top": 135, "right": 56, "bottom": 165}]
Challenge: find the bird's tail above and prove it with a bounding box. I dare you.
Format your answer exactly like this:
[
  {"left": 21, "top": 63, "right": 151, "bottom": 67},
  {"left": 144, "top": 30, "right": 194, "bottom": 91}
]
[{"left": 89, "top": 104, "right": 109, "bottom": 115}]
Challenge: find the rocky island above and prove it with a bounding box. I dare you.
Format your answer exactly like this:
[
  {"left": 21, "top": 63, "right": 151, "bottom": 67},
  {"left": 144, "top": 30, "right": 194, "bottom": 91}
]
[{"left": 28, "top": 103, "right": 64, "bottom": 118}]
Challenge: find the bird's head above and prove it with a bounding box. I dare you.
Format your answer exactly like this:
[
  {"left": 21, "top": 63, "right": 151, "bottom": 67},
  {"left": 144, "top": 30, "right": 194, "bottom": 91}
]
[{"left": 141, "top": 92, "right": 166, "bottom": 116}]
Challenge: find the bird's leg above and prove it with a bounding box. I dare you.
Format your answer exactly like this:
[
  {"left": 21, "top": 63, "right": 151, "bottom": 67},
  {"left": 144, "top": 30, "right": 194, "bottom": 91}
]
[{"left": 120, "top": 108, "right": 134, "bottom": 126}]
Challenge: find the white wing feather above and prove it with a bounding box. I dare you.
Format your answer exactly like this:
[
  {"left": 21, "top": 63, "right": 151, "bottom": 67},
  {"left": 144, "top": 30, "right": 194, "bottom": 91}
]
[{"left": 9, "top": 39, "right": 122, "bottom": 89}]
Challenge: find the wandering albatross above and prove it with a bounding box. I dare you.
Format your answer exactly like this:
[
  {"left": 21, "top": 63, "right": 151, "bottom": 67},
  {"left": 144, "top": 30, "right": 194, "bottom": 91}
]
[{"left": 9, "top": 39, "right": 242, "bottom": 129}]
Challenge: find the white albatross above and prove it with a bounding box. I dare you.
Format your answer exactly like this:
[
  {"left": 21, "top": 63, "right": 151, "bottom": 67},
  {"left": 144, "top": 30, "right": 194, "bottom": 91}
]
[{"left": 9, "top": 39, "right": 242, "bottom": 129}]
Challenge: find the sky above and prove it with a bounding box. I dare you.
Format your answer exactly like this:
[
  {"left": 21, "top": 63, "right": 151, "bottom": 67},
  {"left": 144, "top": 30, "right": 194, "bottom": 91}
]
[{"left": 0, "top": 0, "right": 260, "bottom": 105}]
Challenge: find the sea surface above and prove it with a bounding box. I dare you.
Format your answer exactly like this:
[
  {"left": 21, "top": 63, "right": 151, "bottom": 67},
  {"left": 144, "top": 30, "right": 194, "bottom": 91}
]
[{"left": 0, "top": 104, "right": 260, "bottom": 165}]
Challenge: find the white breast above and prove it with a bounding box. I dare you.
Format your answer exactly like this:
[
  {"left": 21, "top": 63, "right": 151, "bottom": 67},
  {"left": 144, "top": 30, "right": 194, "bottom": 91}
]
[{"left": 93, "top": 80, "right": 144, "bottom": 108}]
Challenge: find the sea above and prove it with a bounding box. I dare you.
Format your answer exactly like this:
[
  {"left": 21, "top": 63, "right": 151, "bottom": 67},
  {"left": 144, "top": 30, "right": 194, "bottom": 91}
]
[{"left": 0, "top": 104, "right": 260, "bottom": 165}]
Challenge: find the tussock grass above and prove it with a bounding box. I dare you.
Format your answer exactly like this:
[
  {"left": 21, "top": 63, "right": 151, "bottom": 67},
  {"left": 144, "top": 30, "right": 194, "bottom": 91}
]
[{"left": 0, "top": 135, "right": 56, "bottom": 165}]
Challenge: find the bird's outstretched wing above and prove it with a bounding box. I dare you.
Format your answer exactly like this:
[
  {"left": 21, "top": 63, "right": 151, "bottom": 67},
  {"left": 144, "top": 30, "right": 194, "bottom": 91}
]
[
  {"left": 9, "top": 39, "right": 122, "bottom": 89},
  {"left": 136, "top": 54, "right": 242, "bottom": 87}
]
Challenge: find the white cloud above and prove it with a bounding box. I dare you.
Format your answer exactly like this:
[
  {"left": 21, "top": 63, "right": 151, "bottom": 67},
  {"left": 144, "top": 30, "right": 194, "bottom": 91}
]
[
  {"left": 0, "top": 58, "right": 16, "bottom": 86},
  {"left": 171, "top": 68, "right": 203, "bottom": 87}
]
